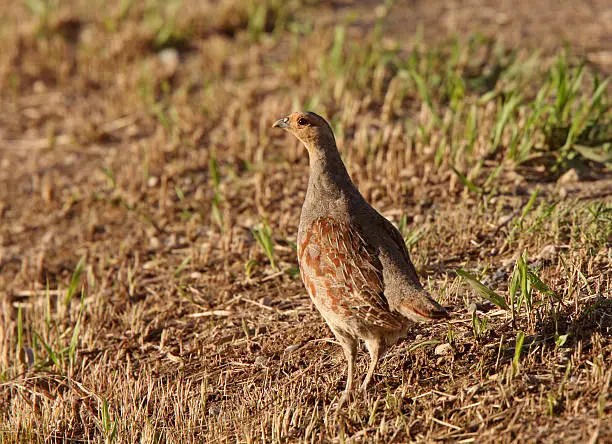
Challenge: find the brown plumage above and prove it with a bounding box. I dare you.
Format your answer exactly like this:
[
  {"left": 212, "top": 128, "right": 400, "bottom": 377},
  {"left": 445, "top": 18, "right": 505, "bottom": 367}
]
[{"left": 273, "top": 111, "right": 449, "bottom": 399}]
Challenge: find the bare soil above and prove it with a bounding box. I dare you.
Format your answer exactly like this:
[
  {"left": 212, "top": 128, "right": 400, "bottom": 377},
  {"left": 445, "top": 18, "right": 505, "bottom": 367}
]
[{"left": 0, "top": 0, "right": 610, "bottom": 442}]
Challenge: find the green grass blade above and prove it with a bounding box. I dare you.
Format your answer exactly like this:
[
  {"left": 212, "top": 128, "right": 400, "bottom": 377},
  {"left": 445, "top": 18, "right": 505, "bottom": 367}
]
[
  {"left": 517, "top": 252, "right": 533, "bottom": 313},
  {"left": 451, "top": 167, "right": 482, "bottom": 194},
  {"left": 527, "top": 270, "right": 554, "bottom": 297},
  {"left": 64, "top": 257, "right": 85, "bottom": 307},
  {"left": 456, "top": 269, "right": 508, "bottom": 309},
  {"left": 509, "top": 263, "right": 520, "bottom": 320},
  {"left": 175, "top": 255, "right": 192, "bottom": 278},
  {"left": 517, "top": 189, "right": 540, "bottom": 228},
  {"left": 513, "top": 331, "right": 525, "bottom": 376},
  {"left": 587, "top": 77, "right": 610, "bottom": 116},
  {"left": 34, "top": 331, "right": 60, "bottom": 370},
  {"left": 491, "top": 94, "right": 522, "bottom": 153},
  {"left": 252, "top": 220, "right": 277, "bottom": 270},
  {"left": 69, "top": 289, "right": 86, "bottom": 366}
]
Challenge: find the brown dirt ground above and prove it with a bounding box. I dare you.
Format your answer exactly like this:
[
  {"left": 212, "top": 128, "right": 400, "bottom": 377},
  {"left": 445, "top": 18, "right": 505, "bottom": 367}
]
[{"left": 0, "top": 0, "right": 610, "bottom": 442}]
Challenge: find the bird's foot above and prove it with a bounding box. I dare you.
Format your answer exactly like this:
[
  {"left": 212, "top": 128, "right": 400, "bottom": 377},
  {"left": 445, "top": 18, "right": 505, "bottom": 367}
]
[{"left": 338, "top": 388, "right": 355, "bottom": 408}]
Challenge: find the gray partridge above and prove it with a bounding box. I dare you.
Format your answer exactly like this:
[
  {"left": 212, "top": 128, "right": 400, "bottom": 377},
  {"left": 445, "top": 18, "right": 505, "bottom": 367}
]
[{"left": 273, "top": 111, "right": 449, "bottom": 399}]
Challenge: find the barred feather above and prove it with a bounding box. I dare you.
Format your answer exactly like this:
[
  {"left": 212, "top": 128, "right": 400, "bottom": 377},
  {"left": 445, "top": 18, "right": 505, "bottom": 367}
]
[{"left": 298, "top": 216, "right": 404, "bottom": 330}]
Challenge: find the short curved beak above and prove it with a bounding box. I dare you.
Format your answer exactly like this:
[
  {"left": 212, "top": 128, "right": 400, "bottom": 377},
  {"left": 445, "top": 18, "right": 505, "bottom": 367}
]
[{"left": 272, "top": 117, "right": 289, "bottom": 129}]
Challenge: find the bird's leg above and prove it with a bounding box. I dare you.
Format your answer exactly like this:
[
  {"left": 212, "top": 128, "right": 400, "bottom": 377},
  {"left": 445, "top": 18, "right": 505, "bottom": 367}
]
[
  {"left": 330, "top": 328, "right": 357, "bottom": 405},
  {"left": 360, "top": 338, "right": 386, "bottom": 392},
  {"left": 342, "top": 339, "right": 357, "bottom": 396}
]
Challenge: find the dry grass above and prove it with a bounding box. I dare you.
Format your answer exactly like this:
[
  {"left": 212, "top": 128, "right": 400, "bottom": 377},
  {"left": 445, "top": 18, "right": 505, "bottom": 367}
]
[{"left": 0, "top": 0, "right": 611, "bottom": 442}]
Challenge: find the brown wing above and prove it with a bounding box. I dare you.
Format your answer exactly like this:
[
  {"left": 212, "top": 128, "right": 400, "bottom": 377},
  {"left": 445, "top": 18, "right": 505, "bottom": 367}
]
[
  {"left": 378, "top": 215, "right": 422, "bottom": 287},
  {"left": 298, "top": 216, "right": 403, "bottom": 330},
  {"left": 378, "top": 214, "right": 449, "bottom": 320}
]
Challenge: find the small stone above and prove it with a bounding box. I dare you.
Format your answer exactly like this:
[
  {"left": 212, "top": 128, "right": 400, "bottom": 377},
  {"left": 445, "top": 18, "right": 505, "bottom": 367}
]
[
  {"left": 557, "top": 168, "right": 579, "bottom": 185},
  {"left": 435, "top": 343, "right": 452, "bottom": 356},
  {"left": 149, "top": 237, "right": 161, "bottom": 249},
  {"left": 165, "top": 234, "right": 177, "bottom": 247},
  {"left": 254, "top": 356, "right": 267, "bottom": 366},
  {"left": 157, "top": 48, "right": 179, "bottom": 77},
  {"left": 497, "top": 213, "right": 514, "bottom": 226},
  {"left": 143, "top": 261, "right": 158, "bottom": 270},
  {"left": 147, "top": 176, "right": 159, "bottom": 187},
  {"left": 33, "top": 80, "right": 46, "bottom": 93},
  {"left": 284, "top": 344, "right": 301, "bottom": 353}
]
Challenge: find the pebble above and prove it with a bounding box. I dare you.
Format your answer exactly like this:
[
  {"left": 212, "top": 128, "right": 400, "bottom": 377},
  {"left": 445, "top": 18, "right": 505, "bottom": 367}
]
[
  {"left": 147, "top": 176, "right": 159, "bottom": 187},
  {"left": 158, "top": 48, "right": 179, "bottom": 77},
  {"left": 557, "top": 168, "right": 579, "bottom": 185},
  {"left": 435, "top": 343, "right": 452, "bottom": 356}
]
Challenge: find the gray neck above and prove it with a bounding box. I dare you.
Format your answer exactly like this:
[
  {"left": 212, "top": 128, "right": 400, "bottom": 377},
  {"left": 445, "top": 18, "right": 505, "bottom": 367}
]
[
  {"left": 308, "top": 145, "right": 349, "bottom": 179},
  {"left": 302, "top": 142, "right": 359, "bottom": 220}
]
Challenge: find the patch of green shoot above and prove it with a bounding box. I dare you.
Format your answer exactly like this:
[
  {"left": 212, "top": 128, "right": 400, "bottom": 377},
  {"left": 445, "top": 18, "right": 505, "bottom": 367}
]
[
  {"left": 65, "top": 257, "right": 85, "bottom": 307},
  {"left": 34, "top": 331, "right": 61, "bottom": 372},
  {"left": 211, "top": 195, "right": 224, "bottom": 232},
  {"left": 252, "top": 220, "right": 277, "bottom": 271},
  {"left": 451, "top": 166, "right": 482, "bottom": 195},
  {"left": 517, "top": 189, "right": 540, "bottom": 229},
  {"left": 175, "top": 186, "right": 193, "bottom": 221},
  {"left": 284, "top": 267, "right": 301, "bottom": 280},
  {"left": 490, "top": 93, "right": 522, "bottom": 156},
  {"left": 547, "top": 362, "right": 572, "bottom": 416},
  {"left": 512, "top": 331, "right": 525, "bottom": 376},
  {"left": 101, "top": 397, "right": 117, "bottom": 441},
  {"left": 467, "top": 303, "right": 489, "bottom": 341},
  {"left": 554, "top": 333, "right": 569, "bottom": 348},
  {"left": 504, "top": 189, "right": 540, "bottom": 248},
  {"left": 209, "top": 153, "right": 225, "bottom": 232},
  {"left": 245, "top": 259, "right": 259, "bottom": 279},
  {"left": 397, "top": 214, "right": 408, "bottom": 237},
  {"left": 68, "top": 289, "right": 86, "bottom": 367},
  {"left": 456, "top": 269, "right": 508, "bottom": 309},
  {"left": 446, "top": 324, "right": 456, "bottom": 346},
  {"left": 209, "top": 153, "right": 220, "bottom": 193},
  {"left": 404, "top": 226, "right": 427, "bottom": 249},
  {"left": 175, "top": 255, "right": 192, "bottom": 278}
]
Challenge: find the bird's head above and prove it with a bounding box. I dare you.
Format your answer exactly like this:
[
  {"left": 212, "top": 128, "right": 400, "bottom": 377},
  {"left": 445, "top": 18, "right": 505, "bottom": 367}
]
[{"left": 272, "top": 111, "right": 336, "bottom": 151}]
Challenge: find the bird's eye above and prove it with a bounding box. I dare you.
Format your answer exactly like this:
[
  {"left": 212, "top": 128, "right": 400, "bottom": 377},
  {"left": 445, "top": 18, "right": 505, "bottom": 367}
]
[{"left": 297, "top": 117, "right": 309, "bottom": 126}]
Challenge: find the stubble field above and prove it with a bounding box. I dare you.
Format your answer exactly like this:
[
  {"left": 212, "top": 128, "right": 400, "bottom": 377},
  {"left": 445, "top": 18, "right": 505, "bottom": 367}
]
[{"left": 0, "top": 0, "right": 611, "bottom": 442}]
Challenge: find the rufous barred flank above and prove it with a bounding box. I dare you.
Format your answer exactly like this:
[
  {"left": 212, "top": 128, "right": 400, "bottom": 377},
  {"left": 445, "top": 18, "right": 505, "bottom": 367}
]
[{"left": 273, "top": 111, "right": 450, "bottom": 402}]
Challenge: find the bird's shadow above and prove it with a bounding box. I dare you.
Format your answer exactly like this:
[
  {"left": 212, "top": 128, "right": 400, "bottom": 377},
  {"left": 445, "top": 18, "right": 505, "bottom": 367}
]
[
  {"left": 544, "top": 295, "right": 612, "bottom": 342},
  {"left": 495, "top": 295, "right": 612, "bottom": 365}
]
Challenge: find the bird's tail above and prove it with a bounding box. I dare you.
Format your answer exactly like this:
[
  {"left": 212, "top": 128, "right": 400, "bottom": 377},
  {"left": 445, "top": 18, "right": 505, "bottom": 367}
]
[{"left": 397, "top": 290, "right": 450, "bottom": 322}]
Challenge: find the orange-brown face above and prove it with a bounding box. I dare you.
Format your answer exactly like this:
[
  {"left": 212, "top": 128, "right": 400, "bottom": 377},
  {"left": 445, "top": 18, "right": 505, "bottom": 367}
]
[{"left": 272, "top": 111, "right": 335, "bottom": 149}]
